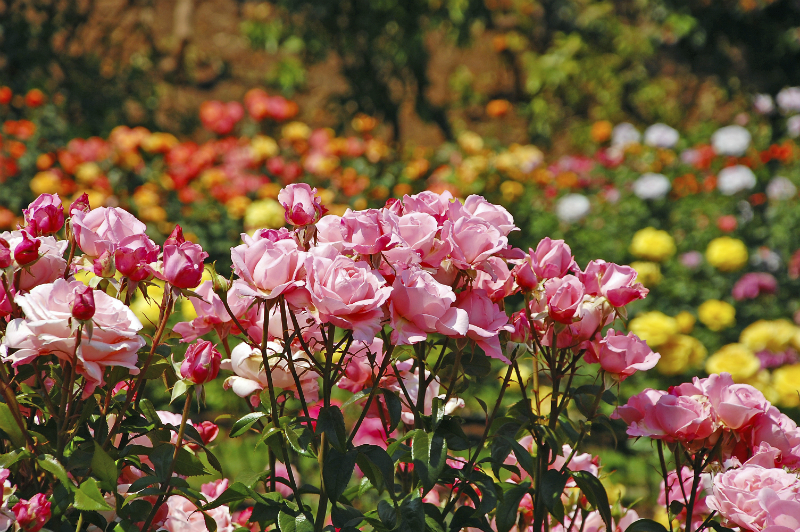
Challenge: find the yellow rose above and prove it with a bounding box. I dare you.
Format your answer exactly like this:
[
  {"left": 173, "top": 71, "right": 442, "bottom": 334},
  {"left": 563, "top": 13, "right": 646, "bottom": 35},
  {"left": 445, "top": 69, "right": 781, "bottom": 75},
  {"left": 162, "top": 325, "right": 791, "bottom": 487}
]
[
  {"left": 226, "top": 196, "right": 252, "bottom": 220},
  {"left": 697, "top": 300, "right": 736, "bottom": 331},
  {"left": 251, "top": 135, "right": 279, "bottom": 161},
  {"left": 500, "top": 180, "right": 525, "bottom": 203},
  {"left": 675, "top": 311, "right": 696, "bottom": 334},
  {"left": 457, "top": 131, "right": 484, "bottom": 154},
  {"left": 706, "top": 237, "right": 748, "bottom": 272},
  {"left": 629, "top": 311, "right": 678, "bottom": 347},
  {"left": 630, "top": 261, "right": 662, "bottom": 287},
  {"left": 244, "top": 199, "right": 286, "bottom": 231},
  {"left": 705, "top": 343, "right": 760, "bottom": 381},
  {"left": 772, "top": 365, "right": 800, "bottom": 407},
  {"left": 282, "top": 121, "right": 311, "bottom": 141},
  {"left": 656, "top": 334, "right": 707, "bottom": 375},
  {"left": 75, "top": 162, "right": 103, "bottom": 185},
  {"left": 30, "top": 171, "right": 63, "bottom": 196},
  {"left": 629, "top": 227, "right": 676, "bottom": 262},
  {"left": 740, "top": 319, "right": 799, "bottom": 353}
]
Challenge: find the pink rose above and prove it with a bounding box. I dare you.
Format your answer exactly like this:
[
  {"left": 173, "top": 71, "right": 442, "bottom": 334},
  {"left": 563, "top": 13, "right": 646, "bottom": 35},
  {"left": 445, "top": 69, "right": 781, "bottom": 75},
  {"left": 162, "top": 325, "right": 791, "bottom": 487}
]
[
  {"left": 611, "top": 388, "right": 669, "bottom": 439},
  {"left": 658, "top": 467, "right": 710, "bottom": 522},
  {"left": 69, "top": 192, "right": 91, "bottom": 216},
  {"left": 180, "top": 340, "right": 222, "bottom": 384},
  {"left": 339, "top": 208, "right": 403, "bottom": 255},
  {"left": 115, "top": 234, "right": 160, "bottom": 282},
  {"left": 163, "top": 492, "right": 233, "bottom": 532},
  {"left": 701, "top": 373, "right": 770, "bottom": 430},
  {"left": 3, "top": 278, "right": 145, "bottom": 391},
  {"left": 23, "top": 193, "right": 64, "bottom": 236},
  {"left": 278, "top": 183, "right": 327, "bottom": 226},
  {"left": 402, "top": 190, "right": 454, "bottom": 223},
  {"left": 655, "top": 394, "right": 717, "bottom": 443},
  {"left": 0, "top": 232, "right": 68, "bottom": 291},
  {"left": 0, "top": 237, "right": 11, "bottom": 268},
  {"left": 389, "top": 267, "right": 469, "bottom": 345},
  {"left": 305, "top": 251, "right": 392, "bottom": 342},
  {"left": 454, "top": 289, "right": 514, "bottom": 362},
  {"left": 544, "top": 275, "right": 585, "bottom": 323},
  {"left": 173, "top": 281, "right": 259, "bottom": 342},
  {"left": 473, "top": 257, "right": 517, "bottom": 302},
  {"left": 748, "top": 409, "right": 800, "bottom": 467},
  {"left": 532, "top": 238, "right": 575, "bottom": 280},
  {"left": 732, "top": 272, "right": 778, "bottom": 301},
  {"left": 71, "top": 206, "right": 148, "bottom": 258},
  {"left": 584, "top": 329, "right": 660, "bottom": 381},
  {"left": 231, "top": 235, "right": 308, "bottom": 302},
  {"left": 448, "top": 216, "right": 507, "bottom": 270},
  {"left": 581, "top": 260, "right": 648, "bottom": 307},
  {"left": 14, "top": 232, "right": 40, "bottom": 266},
  {"left": 707, "top": 463, "right": 800, "bottom": 531},
  {"left": 12, "top": 493, "right": 51, "bottom": 532},
  {"left": 383, "top": 212, "right": 445, "bottom": 267},
  {"left": 449, "top": 195, "right": 517, "bottom": 236}
]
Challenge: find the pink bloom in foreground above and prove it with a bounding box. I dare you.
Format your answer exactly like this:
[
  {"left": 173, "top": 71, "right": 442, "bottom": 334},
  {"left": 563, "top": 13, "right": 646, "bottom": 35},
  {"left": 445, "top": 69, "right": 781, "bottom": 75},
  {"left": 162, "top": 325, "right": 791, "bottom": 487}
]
[
  {"left": 71, "top": 206, "right": 147, "bottom": 258},
  {"left": 0, "top": 231, "right": 68, "bottom": 291},
  {"left": 157, "top": 228, "right": 208, "bottom": 289},
  {"left": 180, "top": 340, "right": 221, "bottom": 384},
  {"left": 12, "top": 493, "right": 51, "bottom": 532},
  {"left": 544, "top": 275, "right": 585, "bottom": 323},
  {"left": 115, "top": 234, "right": 160, "bottom": 282},
  {"left": 278, "top": 183, "right": 327, "bottom": 226},
  {"left": 454, "top": 289, "right": 514, "bottom": 362},
  {"left": 231, "top": 235, "right": 308, "bottom": 302},
  {"left": 532, "top": 238, "right": 575, "bottom": 280},
  {"left": 584, "top": 329, "right": 659, "bottom": 381},
  {"left": 70, "top": 284, "right": 95, "bottom": 321},
  {"left": 23, "top": 193, "right": 64, "bottom": 236},
  {"left": 3, "top": 279, "right": 145, "bottom": 391},
  {"left": 581, "top": 260, "right": 648, "bottom": 307}
]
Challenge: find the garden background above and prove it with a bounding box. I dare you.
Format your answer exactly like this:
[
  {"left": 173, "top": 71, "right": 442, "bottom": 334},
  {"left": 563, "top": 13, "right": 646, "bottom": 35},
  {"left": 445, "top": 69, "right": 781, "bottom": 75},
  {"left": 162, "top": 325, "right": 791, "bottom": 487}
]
[{"left": 4, "top": 0, "right": 800, "bottom": 519}]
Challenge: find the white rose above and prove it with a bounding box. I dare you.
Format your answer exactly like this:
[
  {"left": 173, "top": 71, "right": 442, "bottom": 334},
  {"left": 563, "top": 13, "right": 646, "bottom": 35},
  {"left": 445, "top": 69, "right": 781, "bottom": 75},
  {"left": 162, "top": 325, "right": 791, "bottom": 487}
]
[
  {"left": 643, "top": 123, "right": 679, "bottom": 148},
  {"left": 555, "top": 194, "right": 591, "bottom": 223},
  {"left": 711, "top": 125, "right": 751, "bottom": 156},
  {"left": 611, "top": 123, "right": 641, "bottom": 148},
  {"left": 766, "top": 176, "right": 797, "bottom": 201},
  {"left": 717, "top": 165, "right": 756, "bottom": 195},
  {"left": 633, "top": 173, "right": 671, "bottom": 200}
]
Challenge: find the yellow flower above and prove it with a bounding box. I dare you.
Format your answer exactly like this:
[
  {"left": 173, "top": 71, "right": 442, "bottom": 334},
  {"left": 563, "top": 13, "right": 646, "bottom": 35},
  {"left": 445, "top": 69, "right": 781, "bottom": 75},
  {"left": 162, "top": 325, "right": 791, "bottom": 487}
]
[
  {"left": 656, "top": 334, "right": 707, "bottom": 375},
  {"left": 30, "top": 171, "right": 63, "bottom": 195},
  {"left": 706, "top": 237, "right": 748, "bottom": 272},
  {"left": 500, "top": 180, "right": 525, "bottom": 203},
  {"left": 244, "top": 199, "right": 285, "bottom": 231},
  {"left": 630, "top": 262, "right": 662, "bottom": 287},
  {"left": 706, "top": 343, "right": 760, "bottom": 381},
  {"left": 282, "top": 121, "right": 311, "bottom": 141},
  {"left": 251, "top": 135, "right": 279, "bottom": 161},
  {"left": 75, "top": 162, "right": 103, "bottom": 185},
  {"left": 772, "top": 364, "right": 800, "bottom": 408},
  {"left": 138, "top": 205, "right": 167, "bottom": 223},
  {"left": 141, "top": 132, "right": 178, "bottom": 153},
  {"left": 629, "top": 227, "right": 676, "bottom": 262},
  {"left": 133, "top": 184, "right": 162, "bottom": 209},
  {"left": 226, "top": 196, "right": 252, "bottom": 220},
  {"left": 457, "top": 131, "right": 484, "bottom": 154},
  {"left": 697, "top": 300, "right": 736, "bottom": 331},
  {"left": 675, "top": 311, "right": 696, "bottom": 334},
  {"left": 740, "top": 319, "right": 799, "bottom": 353},
  {"left": 629, "top": 311, "right": 678, "bottom": 347}
]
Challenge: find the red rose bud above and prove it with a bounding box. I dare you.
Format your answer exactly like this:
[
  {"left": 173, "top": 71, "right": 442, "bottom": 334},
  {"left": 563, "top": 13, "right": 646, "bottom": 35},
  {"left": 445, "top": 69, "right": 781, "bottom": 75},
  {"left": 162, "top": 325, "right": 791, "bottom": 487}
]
[
  {"left": 165, "top": 225, "right": 186, "bottom": 247},
  {"left": 180, "top": 340, "right": 221, "bottom": 384},
  {"left": 23, "top": 194, "right": 64, "bottom": 236},
  {"left": 92, "top": 250, "right": 116, "bottom": 278},
  {"left": 69, "top": 193, "right": 91, "bottom": 216},
  {"left": 70, "top": 285, "right": 96, "bottom": 321},
  {"left": 0, "top": 238, "right": 11, "bottom": 268},
  {"left": 162, "top": 240, "right": 208, "bottom": 289},
  {"left": 12, "top": 493, "right": 51, "bottom": 532},
  {"left": 14, "top": 232, "right": 41, "bottom": 266}
]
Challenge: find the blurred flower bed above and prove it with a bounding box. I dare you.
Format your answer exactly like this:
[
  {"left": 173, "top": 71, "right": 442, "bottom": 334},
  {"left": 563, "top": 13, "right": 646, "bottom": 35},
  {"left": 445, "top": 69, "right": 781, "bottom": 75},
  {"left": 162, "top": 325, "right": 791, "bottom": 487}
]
[{"left": 3, "top": 86, "right": 800, "bottom": 412}]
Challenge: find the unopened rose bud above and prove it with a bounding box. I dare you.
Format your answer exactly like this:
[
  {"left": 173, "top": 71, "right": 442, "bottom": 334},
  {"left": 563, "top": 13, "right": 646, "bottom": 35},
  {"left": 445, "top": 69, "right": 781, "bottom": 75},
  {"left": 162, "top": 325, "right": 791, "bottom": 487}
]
[
  {"left": 70, "top": 285, "right": 96, "bottom": 321},
  {"left": 180, "top": 340, "right": 222, "bottom": 384},
  {"left": 92, "top": 250, "right": 116, "bottom": 278},
  {"left": 0, "top": 238, "right": 11, "bottom": 269},
  {"left": 162, "top": 239, "right": 207, "bottom": 289},
  {"left": 23, "top": 193, "right": 64, "bottom": 236},
  {"left": 165, "top": 225, "right": 186, "bottom": 247},
  {"left": 14, "top": 232, "right": 41, "bottom": 266},
  {"left": 278, "top": 183, "right": 327, "bottom": 226},
  {"left": 69, "top": 193, "right": 91, "bottom": 216},
  {"left": 12, "top": 493, "right": 51, "bottom": 532}
]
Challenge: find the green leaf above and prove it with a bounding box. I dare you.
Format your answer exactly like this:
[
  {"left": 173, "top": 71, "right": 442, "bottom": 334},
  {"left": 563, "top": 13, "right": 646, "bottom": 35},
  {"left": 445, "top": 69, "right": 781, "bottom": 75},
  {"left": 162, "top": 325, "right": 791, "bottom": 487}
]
[
  {"left": 501, "top": 436, "right": 535, "bottom": 479},
  {"left": 91, "top": 444, "right": 118, "bottom": 492},
  {"left": 316, "top": 406, "right": 347, "bottom": 452},
  {"left": 625, "top": 519, "right": 670, "bottom": 532},
  {"left": 355, "top": 445, "right": 396, "bottom": 496},
  {"left": 0, "top": 402, "right": 25, "bottom": 448},
  {"left": 139, "top": 399, "right": 161, "bottom": 426},
  {"left": 0, "top": 449, "right": 31, "bottom": 468},
  {"left": 541, "top": 469, "right": 568, "bottom": 522},
  {"left": 323, "top": 447, "right": 358, "bottom": 504},
  {"left": 278, "top": 511, "right": 314, "bottom": 532},
  {"left": 411, "top": 431, "right": 447, "bottom": 494},
  {"left": 230, "top": 412, "right": 267, "bottom": 438},
  {"left": 74, "top": 478, "right": 113, "bottom": 511},
  {"left": 174, "top": 447, "right": 210, "bottom": 477},
  {"left": 341, "top": 388, "right": 371, "bottom": 410},
  {"left": 380, "top": 389, "right": 402, "bottom": 433},
  {"left": 37, "top": 454, "right": 71, "bottom": 490},
  {"left": 495, "top": 481, "right": 530, "bottom": 532},
  {"left": 572, "top": 470, "right": 613, "bottom": 532},
  {"left": 170, "top": 380, "right": 190, "bottom": 403},
  {"left": 377, "top": 499, "right": 397, "bottom": 528},
  {"left": 398, "top": 496, "right": 425, "bottom": 532}
]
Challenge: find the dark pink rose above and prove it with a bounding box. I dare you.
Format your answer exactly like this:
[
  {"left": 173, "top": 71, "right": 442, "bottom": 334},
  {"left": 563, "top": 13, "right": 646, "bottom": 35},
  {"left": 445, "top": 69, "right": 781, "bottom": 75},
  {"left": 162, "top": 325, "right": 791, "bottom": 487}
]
[
  {"left": 0, "top": 237, "right": 11, "bottom": 268},
  {"left": 115, "top": 234, "right": 160, "bottom": 282},
  {"left": 159, "top": 238, "right": 208, "bottom": 289},
  {"left": 278, "top": 183, "right": 327, "bottom": 226},
  {"left": 70, "top": 284, "right": 95, "bottom": 321},
  {"left": 92, "top": 250, "right": 116, "bottom": 278},
  {"left": 14, "top": 232, "right": 40, "bottom": 266},
  {"left": 69, "top": 192, "right": 91, "bottom": 216},
  {"left": 12, "top": 493, "right": 51, "bottom": 532},
  {"left": 532, "top": 237, "right": 575, "bottom": 279},
  {"left": 180, "top": 340, "right": 222, "bottom": 384},
  {"left": 23, "top": 193, "right": 64, "bottom": 236},
  {"left": 584, "top": 329, "right": 660, "bottom": 380},
  {"left": 732, "top": 272, "right": 778, "bottom": 301},
  {"left": 544, "top": 275, "right": 585, "bottom": 323}
]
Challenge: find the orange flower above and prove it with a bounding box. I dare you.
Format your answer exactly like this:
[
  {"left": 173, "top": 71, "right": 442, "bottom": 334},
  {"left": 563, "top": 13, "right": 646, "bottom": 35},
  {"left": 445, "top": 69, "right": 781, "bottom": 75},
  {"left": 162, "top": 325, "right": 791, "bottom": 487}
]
[
  {"left": 36, "top": 153, "right": 54, "bottom": 171},
  {"left": 590, "top": 121, "right": 613, "bottom": 143},
  {"left": 24, "top": 89, "right": 45, "bottom": 108},
  {"left": 486, "top": 99, "right": 511, "bottom": 118},
  {"left": 0, "top": 87, "right": 11, "bottom": 105}
]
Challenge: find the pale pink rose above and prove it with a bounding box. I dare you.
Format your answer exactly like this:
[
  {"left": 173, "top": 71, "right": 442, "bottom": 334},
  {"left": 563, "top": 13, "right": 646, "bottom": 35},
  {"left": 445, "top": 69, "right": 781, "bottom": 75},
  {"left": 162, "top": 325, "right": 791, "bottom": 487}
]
[
  {"left": 581, "top": 260, "right": 648, "bottom": 307},
  {"left": 71, "top": 206, "right": 147, "bottom": 258},
  {"left": 707, "top": 463, "right": 800, "bottom": 531},
  {"left": 748, "top": 409, "right": 800, "bottom": 467},
  {"left": 550, "top": 444, "right": 600, "bottom": 485},
  {"left": 532, "top": 238, "right": 576, "bottom": 280},
  {"left": 173, "top": 281, "right": 259, "bottom": 342},
  {"left": 3, "top": 279, "right": 145, "bottom": 390},
  {"left": 0, "top": 231, "right": 68, "bottom": 291},
  {"left": 449, "top": 195, "right": 517, "bottom": 236},
  {"left": 658, "top": 467, "right": 710, "bottom": 521},
  {"left": 389, "top": 267, "right": 469, "bottom": 345},
  {"left": 402, "top": 190, "right": 454, "bottom": 223},
  {"left": 315, "top": 215, "right": 345, "bottom": 250},
  {"left": 701, "top": 373, "right": 771, "bottom": 430},
  {"left": 383, "top": 212, "right": 451, "bottom": 270},
  {"left": 654, "top": 394, "right": 717, "bottom": 443},
  {"left": 114, "top": 234, "right": 159, "bottom": 282},
  {"left": 454, "top": 289, "right": 514, "bottom": 362},
  {"left": 447, "top": 216, "right": 507, "bottom": 270},
  {"left": 584, "top": 329, "right": 660, "bottom": 381},
  {"left": 611, "top": 388, "right": 669, "bottom": 439},
  {"left": 761, "top": 489, "right": 800, "bottom": 532},
  {"left": 339, "top": 208, "right": 403, "bottom": 255},
  {"left": 278, "top": 183, "right": 327, "bottom": 226},
  {"left": 24, "top": 193, "right": 64, "bottom": 236},
  {"left": 544, "top": 275, "right": 585, "bottom": 323},
  {"left": 201, "top": 479, "right": 229, "bottom": 502},
  {"left": 473, "top": 257, "right": 517, "bottom": 302},
  {"left": 231, "top": 236, "right": 308, "bottom": 303},
  {"left": 221, "top": 342, "right": 318, "bottom": 404},
  {"left": 163, "top": 492, "right": 233, "bottom": 532},
  {"left": 305, "top": 252, "right": 391, "bottom": 342}
]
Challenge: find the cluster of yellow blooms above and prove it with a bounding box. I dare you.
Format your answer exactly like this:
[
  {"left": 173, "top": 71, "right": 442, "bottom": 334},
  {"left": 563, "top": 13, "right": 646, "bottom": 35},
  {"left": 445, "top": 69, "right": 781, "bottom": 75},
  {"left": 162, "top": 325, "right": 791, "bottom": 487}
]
[{"left": 629, "top": 311, "right": 707, "bottom": 376}]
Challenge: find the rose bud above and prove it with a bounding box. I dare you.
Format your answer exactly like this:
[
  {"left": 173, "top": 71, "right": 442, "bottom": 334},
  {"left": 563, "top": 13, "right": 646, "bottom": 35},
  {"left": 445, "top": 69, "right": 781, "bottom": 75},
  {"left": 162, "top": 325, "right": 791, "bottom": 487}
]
[
  {"left": 14, "top": 232, "right": 41, "bottom": 266},
  {"left": 23, "top": 193, "right": 64, "bottom": 236},
  {"left": 165, "top": 224, "right": 186, "bottom": 247},
  {"left": 69, "top": 193, "right": 91, "bottom": 216},
  {"left": 92, "top": 250, "right": 116, "bottom": 278},
  {"left": 278, "top": 183, "right": 328, "bottom": 226},
  {"left": 0, "top": 237, "right": 11, "bottom": 268},
  {"left": 180, "top": 340, "right": 222, "bottom": 384},
  {"left": 162, "top": 239, "right": 208, "bottom": 289},
  {"left": 70, "top": 285, "right": 96, "bottom": 321},
  {"left": 12, "top": 493, "right": 52, "bottom": 532},
  {"left": 188, "top": 420, "right": 220, "bottom": 451}
]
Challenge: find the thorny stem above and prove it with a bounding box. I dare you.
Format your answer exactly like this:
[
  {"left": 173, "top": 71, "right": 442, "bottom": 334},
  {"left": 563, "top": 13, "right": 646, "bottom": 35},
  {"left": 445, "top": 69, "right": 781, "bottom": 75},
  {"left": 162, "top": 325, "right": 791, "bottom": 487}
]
[
  {"left": 658, "top": 440, "right": 675, "bottom": 532},
  {"left": 0, "top": 363, "right": 36, "bottom": 451}
]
